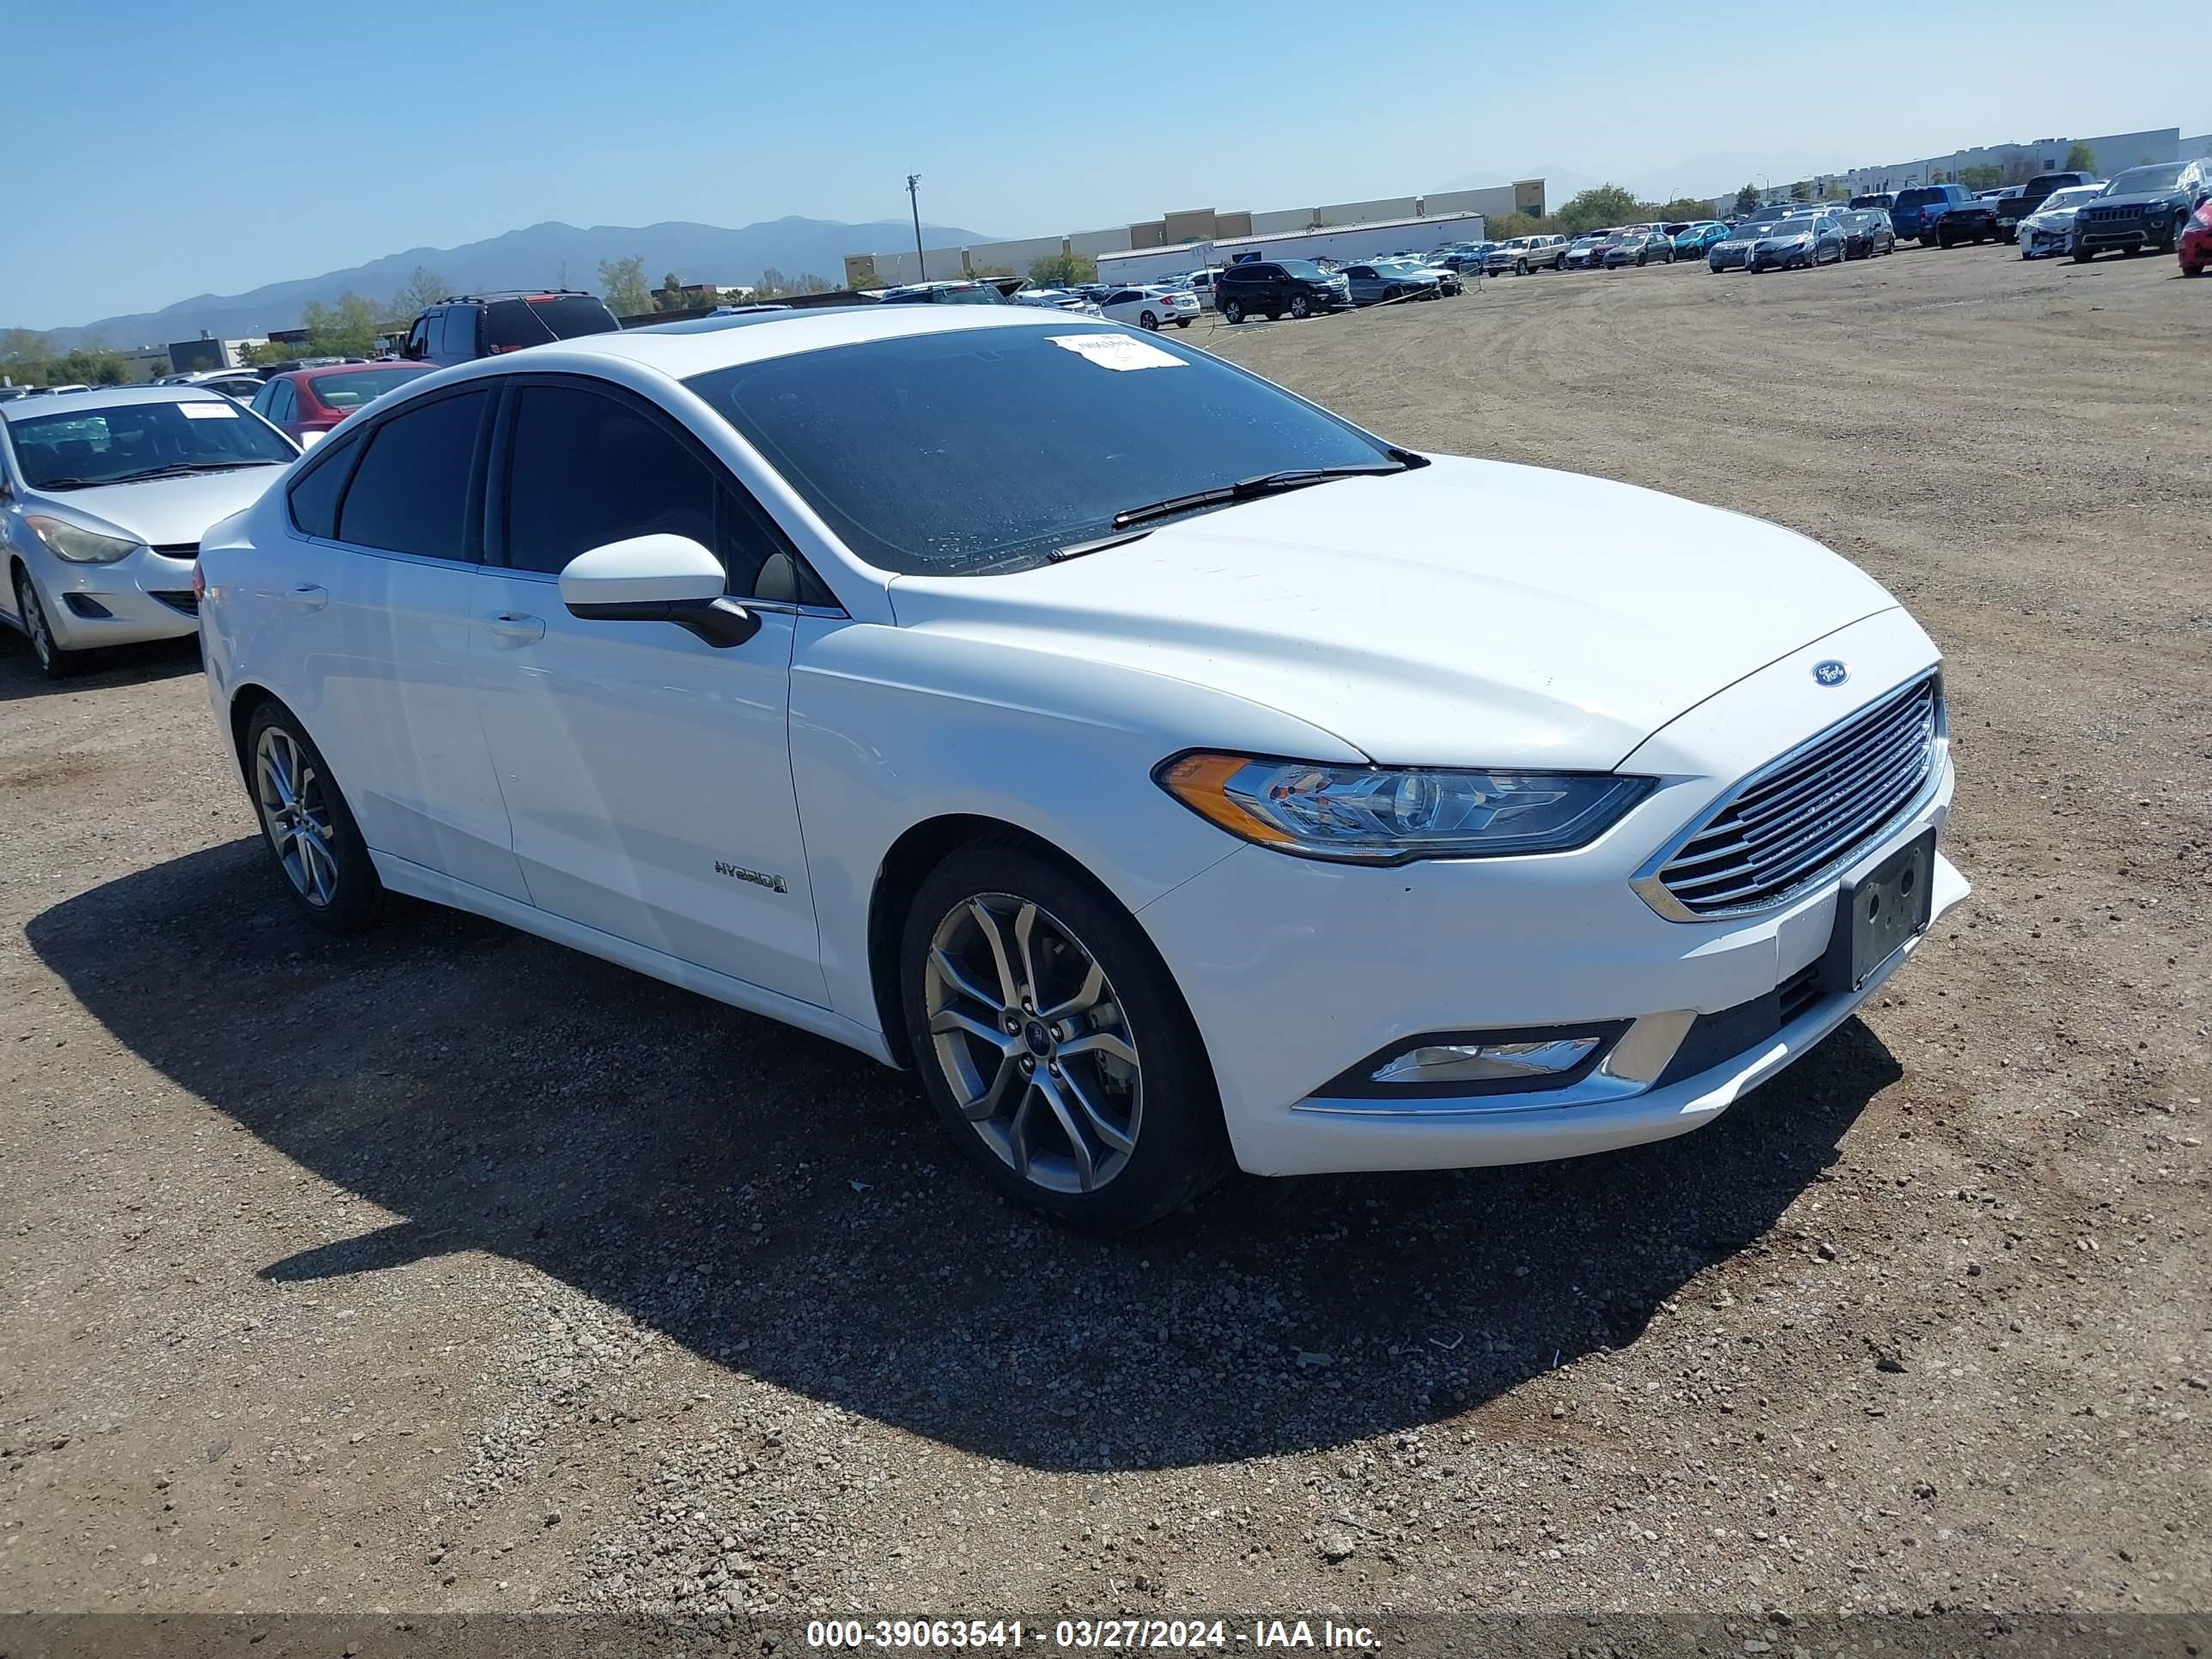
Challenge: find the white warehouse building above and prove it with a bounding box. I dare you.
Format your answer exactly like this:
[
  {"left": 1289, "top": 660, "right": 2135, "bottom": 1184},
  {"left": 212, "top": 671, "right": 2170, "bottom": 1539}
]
[{"left": 843, "top": 179, "right": 1545, "bottom": 288}]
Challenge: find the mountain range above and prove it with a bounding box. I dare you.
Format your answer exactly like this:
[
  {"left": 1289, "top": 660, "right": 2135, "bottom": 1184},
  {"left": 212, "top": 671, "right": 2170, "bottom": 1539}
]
[{"left": 19, "top": 216, "right": 997, "bottom": 353}]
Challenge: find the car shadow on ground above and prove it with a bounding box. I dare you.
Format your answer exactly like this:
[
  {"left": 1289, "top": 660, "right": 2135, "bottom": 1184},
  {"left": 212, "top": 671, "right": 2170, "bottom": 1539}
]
[
  {"left": 27, "top": 838, "right": 1902, "bottom": 1471},
  {"left": 0, "top": 632, "right": 202, "bottom": 703}
]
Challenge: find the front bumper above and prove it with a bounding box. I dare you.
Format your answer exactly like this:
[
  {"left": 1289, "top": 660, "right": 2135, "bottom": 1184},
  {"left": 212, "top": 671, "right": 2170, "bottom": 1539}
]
[
  {"left": 1137, "top": 610, "right": 1966, "bottom": 1177},
  {"left": 33, "top": 547, "right": 202, "bottom": 650},
  {"left": 1708, "top": 246, "right": 1752, "bottom": 270}
]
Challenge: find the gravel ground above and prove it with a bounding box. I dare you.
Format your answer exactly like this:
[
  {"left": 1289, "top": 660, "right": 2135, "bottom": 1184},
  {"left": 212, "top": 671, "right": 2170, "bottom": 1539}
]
[{"left": 2, "top": 240, "right": 2206, "bottom": 1626}]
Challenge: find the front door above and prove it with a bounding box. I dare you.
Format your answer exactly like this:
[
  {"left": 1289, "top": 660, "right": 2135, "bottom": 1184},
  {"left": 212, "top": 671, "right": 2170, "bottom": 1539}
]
[{"left": 469, "top": 377, "right": 826, "bottom": 1005}]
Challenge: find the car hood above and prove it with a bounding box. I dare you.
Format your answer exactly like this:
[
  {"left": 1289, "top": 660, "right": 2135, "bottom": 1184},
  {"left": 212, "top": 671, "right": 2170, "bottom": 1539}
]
[
  {"left": 28, "top": 466, "right": 290, "bottom": 547},
  {"left": 884, "top": 456, "right": 1899, "bottom": 769}
]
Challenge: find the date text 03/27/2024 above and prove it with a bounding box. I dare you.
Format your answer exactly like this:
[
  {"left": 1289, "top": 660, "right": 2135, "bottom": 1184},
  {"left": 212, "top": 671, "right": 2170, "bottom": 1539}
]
[{"left": 805, "top": 1620, "right": 1382, "bottom": 1650}]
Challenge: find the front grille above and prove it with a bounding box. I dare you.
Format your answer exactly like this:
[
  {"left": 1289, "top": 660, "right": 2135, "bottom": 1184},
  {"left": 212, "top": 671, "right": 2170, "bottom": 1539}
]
[
  {"left": 150, "top": 543, "right": 200, "bottom": 561},
  {"left": 1653, "top": 674, "right": 1941, "bottom": 918},
  {"left": 149, "top": 590, "right": 199, "bottom": 617},
  {"left": 2079, "top": 206, "right": 2142, "bottom": 227}
]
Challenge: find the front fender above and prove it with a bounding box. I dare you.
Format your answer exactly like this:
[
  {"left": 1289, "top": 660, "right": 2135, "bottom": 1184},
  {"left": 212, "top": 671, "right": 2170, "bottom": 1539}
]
[{"left": 787, "top": 617, "right": 1360, "bottom": 1030}]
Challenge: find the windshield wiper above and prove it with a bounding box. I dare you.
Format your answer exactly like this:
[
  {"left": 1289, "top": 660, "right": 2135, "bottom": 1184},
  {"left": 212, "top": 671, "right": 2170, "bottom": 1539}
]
[
  {"left": 105, "top": 460, "right": 279, "bottom": 483},
  {"left": 1109, "top": 456, "right": 1421, "bottom": 532}
]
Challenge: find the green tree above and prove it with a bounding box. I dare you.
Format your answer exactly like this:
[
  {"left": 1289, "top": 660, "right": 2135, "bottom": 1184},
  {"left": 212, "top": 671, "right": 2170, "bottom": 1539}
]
[
  {"left": 655, "top": 270, "right": 689, "bottom": 311},
  {"left": 1651, "top": 196, "right": 1717, "bottom": 222},
  {"left": 392, "top": 265, "right": 447, "bottom": 319},
  {"left": 2064, "top": 142, "right": 2098, "bottom": 173},
  {"left": 1555, "top": 184, "right": 1641, "bottom": 234},
  {"left": 295, "top": 292, "right": 380, "bottom": 357},
  {"left": 1958, "top": 164, "right": 2003, "bottom": 191},
  {"left": 597, "top": 255, "right": 653, "bottom": 318},
  {"left": 1734, "top": 183, "right": 1760, "bottom": 215},
  {"left": 1028, "top": 252, "right": 1098, "bottom": 287}
]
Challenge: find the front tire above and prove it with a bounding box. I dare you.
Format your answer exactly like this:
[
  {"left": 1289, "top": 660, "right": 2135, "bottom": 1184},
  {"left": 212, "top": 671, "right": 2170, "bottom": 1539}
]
[
  {"left": 2073, "top": 248, "right": 2094, "bottom": 263},
  {"left": 1289, "top": 295, "right": 1312, "bottom": 319},
  {"left": 901, "top": 841, "right": 1231, "bottom": 1232},
  {"left": 1515, "top": 258, "right": 1528, "bottom": 275},
  {"left": 245, "top": 702, "right": 385, "bottom": 934},
  {"left": 12, "top": 569, "right": 81, "bottom": 681}
]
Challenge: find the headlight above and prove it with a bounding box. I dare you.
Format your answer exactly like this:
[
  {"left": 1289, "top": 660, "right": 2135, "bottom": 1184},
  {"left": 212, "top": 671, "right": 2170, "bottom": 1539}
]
[
  {"left": 25, "top": 515, "right": 140, "bottom": 564},
  {"left": 1157, "top": 753, "right": 1652, "bottom": 862}
]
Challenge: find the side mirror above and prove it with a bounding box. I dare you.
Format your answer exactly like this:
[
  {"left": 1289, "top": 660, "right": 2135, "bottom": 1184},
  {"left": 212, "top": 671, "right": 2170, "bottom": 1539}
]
[
  {"left": 299, "top": 430, "right": 325, "bottom": 450},
  {"left": 558, "top": 533, "right": 760, "bottom": 649}
]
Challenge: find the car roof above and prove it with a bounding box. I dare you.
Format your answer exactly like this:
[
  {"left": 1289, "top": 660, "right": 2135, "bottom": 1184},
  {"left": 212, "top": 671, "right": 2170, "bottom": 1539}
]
[
  {"left": 392, "top": 302, "right": 1124, "bottom": 392},
  {"left": 0, "top": 385, "right": 234, "bottom": 423},
  {"left": 278, "top": 361, "right": 428, "bottom": 380}
]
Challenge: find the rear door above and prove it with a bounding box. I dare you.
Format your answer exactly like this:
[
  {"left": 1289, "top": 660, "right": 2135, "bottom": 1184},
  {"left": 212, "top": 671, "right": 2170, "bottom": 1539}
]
[
  {"left": 470, "top": 374, "right": 827, "bottom": 1004},
  {"left": 313, "top": 384, "right": 531, "bottom": 901}
]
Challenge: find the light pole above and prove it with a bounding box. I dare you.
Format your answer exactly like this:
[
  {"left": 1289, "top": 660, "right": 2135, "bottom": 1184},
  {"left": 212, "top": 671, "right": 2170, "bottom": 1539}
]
[{"left": 907, "top": 173, "right": 926, "bottom": 283}]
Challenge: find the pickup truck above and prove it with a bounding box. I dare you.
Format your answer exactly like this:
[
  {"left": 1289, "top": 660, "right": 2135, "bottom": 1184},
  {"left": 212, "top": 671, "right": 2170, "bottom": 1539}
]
[
  {"left": 1888, "top": 183, "right": 1972, "bottom": 243},
  {"left": 1993, "top": 172, "right": 2097, "bottom": 242},
  {"left": 1935, "top": 197, "right": 2003, "bottom": 246}
]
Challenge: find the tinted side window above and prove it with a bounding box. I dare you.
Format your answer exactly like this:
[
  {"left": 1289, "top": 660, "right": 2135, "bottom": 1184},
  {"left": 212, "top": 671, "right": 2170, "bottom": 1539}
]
[
  {"left": 337, "top": 390, "right": 489, "bottom": 560},
  {"left": 503, "top": 385, "right": 716, "bottom": 576},
  {"left": 287, "top": 437, "right": 358, "bottom": 539}
]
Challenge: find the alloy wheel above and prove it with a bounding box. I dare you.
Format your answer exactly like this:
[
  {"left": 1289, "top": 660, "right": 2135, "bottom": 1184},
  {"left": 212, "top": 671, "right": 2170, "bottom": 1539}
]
[
  {"left": 254, "top": 725, "right": 342, "bottom": 907},
  {"left": 16, "top": 575, "right": 55, "bottom": 672},
  {"left": 923, "top": 892, "right": 1142, "bottom": 1195}
]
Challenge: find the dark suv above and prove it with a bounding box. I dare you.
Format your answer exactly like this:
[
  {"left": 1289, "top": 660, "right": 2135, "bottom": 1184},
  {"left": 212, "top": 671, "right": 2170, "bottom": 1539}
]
[
  {"left": 401, "top": 290, "right": 623, "bottom": 366},
  {"left": 2071, "top": 161, "right": 2212, "bottom": 261},
  {"left": 1213, "top": 259, "right": 1351, "bottom": 324}
]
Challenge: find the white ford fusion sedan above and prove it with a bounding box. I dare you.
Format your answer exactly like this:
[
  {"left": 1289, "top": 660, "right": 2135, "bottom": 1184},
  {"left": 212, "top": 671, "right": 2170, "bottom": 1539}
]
[{"left": 196, "top": 304, "right": 1966, "bottom": 1231}]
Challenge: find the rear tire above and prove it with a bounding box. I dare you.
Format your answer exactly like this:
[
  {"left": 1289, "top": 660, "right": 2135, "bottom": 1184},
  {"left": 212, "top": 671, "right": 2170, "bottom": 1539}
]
[
  {"left": 1138, "top": 310, "right": 1158, "bottom": 330},
  {"left": 900, "top": 839, "right": 1231, "bottom": 1233},
  {"left": 1222, "top": 299, "right": 1244, "bottom": 324},
  {"left": 244, "top": 702, "right": 386, "bottom": 935},
  {"left": 1175, "top": 316, "right": 1193, "bottom": 325}
]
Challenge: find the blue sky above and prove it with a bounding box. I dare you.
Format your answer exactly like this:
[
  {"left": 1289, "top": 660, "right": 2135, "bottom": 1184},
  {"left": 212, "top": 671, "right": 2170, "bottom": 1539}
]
[{"left": 6, "top": 0, "right": 2203, "bottom": 330}]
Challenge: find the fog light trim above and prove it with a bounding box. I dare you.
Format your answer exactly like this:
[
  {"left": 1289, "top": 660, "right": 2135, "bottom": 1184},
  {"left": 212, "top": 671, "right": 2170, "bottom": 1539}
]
[{"left": 1315, "top": 1020, "right": 1631, "bottom": 1101}]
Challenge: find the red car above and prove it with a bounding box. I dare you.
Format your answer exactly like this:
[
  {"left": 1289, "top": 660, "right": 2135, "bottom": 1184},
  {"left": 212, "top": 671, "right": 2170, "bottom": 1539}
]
[
  {"left": 2182, "top": 196, "right": 2212, "bottom": 276},
  {"left": 246, "top": 362, "right": 432, "bottom": 445}
]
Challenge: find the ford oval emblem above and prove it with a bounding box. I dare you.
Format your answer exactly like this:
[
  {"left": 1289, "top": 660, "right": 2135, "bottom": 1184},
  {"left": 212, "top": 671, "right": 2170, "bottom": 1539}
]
[{"left": 1813, "top": 659, "right": 1849, "bottom": 687}]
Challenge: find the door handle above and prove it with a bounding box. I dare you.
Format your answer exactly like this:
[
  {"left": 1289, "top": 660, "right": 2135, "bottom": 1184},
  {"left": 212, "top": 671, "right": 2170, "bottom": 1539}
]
[
  {"left": 485, "top": 612, "right": 545, "bottom": 643},
  {"left": 285, "top": 584, "right": 327, "bottom": 610}
]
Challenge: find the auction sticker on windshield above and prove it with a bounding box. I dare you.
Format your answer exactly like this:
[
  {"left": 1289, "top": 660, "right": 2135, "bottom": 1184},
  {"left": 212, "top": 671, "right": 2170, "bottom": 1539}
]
[
  {"left": 178, "top": 402, "right": 240, "bottom": 417},
  {"left": 1049, "top": 333, "right": 1185, "bottom": 372}
]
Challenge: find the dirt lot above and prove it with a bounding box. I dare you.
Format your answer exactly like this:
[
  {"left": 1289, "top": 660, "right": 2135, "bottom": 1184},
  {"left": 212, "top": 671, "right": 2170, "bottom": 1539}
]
[{"left": 3, "top": 242, "right": 2207, "bottom": 1627}]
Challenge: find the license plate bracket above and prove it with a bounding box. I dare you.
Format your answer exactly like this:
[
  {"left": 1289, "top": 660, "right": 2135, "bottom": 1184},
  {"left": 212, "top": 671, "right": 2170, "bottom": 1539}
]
[{"left": 1819, "top": 830, "right": 1936, "bottom": 994}]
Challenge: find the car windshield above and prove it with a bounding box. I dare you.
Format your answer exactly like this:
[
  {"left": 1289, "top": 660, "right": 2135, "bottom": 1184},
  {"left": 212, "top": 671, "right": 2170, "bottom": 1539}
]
[
  {"left": 2105, "top": 165, "right": 2184, "bottom": 195},
  {"left": 5, "top": 398, "right": 295, "bottom": 489},
  {"left": 1277, "top": 260, "right": 1326, "bottom": 279},
  {"left": 1894, "top": 188, "right": 1946, "bottom": 209},
  {"left": 1770, "top": 219, "right": 1819, "bottom": 235},
  {"left": 2038, "top": 187, "right": 2101, "bottom": 213},
  {"left": 684, "top": 325, "right": 1399, "bottom": 577},
  {"left": 306, "top": 366, "right": 430, "bottom": 410}
]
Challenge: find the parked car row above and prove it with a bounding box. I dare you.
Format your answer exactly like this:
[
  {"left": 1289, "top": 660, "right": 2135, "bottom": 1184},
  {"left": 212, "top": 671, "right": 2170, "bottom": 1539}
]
[{"left": 76, "top": 299, "right": 1954, "bottom": 1231}]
